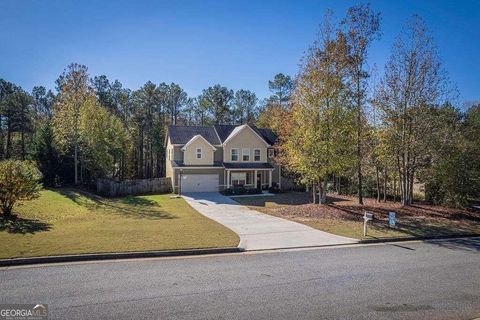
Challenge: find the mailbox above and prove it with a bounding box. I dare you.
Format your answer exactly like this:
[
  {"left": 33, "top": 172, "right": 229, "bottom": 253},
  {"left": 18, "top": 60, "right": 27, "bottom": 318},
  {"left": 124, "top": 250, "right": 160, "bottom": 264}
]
[
  {"left": 363, "top": 212, "right": 374, "bottom": 236},
  {"left": 363, "top": 212, "right": 374, "bottom": 221}
]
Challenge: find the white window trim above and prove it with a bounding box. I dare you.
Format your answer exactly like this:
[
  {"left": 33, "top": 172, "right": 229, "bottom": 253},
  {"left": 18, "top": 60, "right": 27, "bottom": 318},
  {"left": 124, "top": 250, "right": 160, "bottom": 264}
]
[
  {"left": 231, "top": 172, "right": 247, "bottom": 186},
  {"left": 268, "top": 148, "right": 274, "bottom": 158},
  {"left": 231, "top": 148, "right": 239, "bottom": 162},
  {"left": 196, "top": 148, "right": 202, "bottom": 159},
  {"left": 254, "top": 149, "right": 261, "bottom": 161},
  {"left": 242, "top": 148, "right": 250, "bottom": 161}
]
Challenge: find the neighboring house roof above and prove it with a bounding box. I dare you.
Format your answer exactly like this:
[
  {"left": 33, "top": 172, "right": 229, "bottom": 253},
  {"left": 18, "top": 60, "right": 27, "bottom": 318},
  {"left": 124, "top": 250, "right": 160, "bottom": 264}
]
[
  {"left": 168, "top": 126, "right": 221, "bottom": 145},
  {"left": 223, "top": 162, "right": 274, "bottom": 169},
  {"left": 181, "top": 135, "right": 217, "bottom": 151},
  {"left": 171, "top": 160, "right": 224, "bottom": 168}
]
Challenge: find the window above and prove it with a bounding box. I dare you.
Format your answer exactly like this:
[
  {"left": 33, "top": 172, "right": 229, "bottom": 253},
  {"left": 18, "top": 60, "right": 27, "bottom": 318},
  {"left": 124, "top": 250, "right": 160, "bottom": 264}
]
[
  {"left": 231, "top": 148, "right": 238, "bottom": 161},
  {"left": 196, "top": 148, "right": 202, "bottom": 159},
  {"left": 168, "top": 149, "right": 171, "bottom": 160},
  {"left": 242, "top": 148, "right": 250, "bottom": 161},
  {"left": 267, "top": 148, "right": 275, "bottom": 158},
  {"left": 254, "top": 149, "right": 261, "bottom": 161},
  {"left": 231, "top": 172, "right": 246, "bottom": 186}
]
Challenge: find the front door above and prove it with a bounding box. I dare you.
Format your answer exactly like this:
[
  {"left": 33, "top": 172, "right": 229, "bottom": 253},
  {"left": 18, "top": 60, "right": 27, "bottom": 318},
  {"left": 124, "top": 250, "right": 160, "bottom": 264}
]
[{"left": 256, "top": 173, "right": 262, "bottom": 189}]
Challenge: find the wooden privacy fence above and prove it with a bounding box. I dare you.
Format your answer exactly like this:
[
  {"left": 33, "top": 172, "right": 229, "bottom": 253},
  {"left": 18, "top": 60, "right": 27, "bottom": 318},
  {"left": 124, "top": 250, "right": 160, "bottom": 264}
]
[{"left": 97, "top": 177, "right": 172, "bottom": 197}]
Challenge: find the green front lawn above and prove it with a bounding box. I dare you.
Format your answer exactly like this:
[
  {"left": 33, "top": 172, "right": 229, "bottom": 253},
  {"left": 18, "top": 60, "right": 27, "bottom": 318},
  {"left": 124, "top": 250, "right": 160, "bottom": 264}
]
[
  {"left": 0, "top": 189, "right": 239, "bottom": 259},
  {"left": 236, "top": 192, "right": 480, "bottom": 240}
]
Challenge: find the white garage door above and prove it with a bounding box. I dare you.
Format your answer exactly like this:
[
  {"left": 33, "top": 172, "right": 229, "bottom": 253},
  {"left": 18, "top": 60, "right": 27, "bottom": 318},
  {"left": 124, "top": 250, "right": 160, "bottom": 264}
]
[{"left": 181, "top": 174, "right": 219, "bottom": 192}]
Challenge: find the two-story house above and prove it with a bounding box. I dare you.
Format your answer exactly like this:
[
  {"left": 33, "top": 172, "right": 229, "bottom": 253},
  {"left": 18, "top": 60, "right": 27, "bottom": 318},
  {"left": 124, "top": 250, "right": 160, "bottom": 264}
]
[{"left": 165, "top": 124, "right": 280, "bottom": 193}]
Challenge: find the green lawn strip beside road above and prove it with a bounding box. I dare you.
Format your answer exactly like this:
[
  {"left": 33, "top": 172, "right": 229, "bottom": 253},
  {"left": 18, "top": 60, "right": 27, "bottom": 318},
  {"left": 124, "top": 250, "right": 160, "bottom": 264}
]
[
  {"left": 0, "top": 189, "right": 239, "bottom": 259},
  {"left": 300, "top": 218, "right": 478, "bottom": 240}
]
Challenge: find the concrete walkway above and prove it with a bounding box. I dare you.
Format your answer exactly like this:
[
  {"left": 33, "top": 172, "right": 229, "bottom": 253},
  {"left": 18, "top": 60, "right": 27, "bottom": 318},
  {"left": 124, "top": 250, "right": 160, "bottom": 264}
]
[{"left": 182, "top": 192, "right": 357, "bottom": 250}]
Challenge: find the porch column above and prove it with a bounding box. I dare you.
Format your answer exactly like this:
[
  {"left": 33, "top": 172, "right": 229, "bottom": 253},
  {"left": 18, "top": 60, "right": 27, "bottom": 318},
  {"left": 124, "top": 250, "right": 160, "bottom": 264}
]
[
  {"left": 254, "top": 170, "right": 257, "bottom": 188},
  {"left": 226, "top": 170, "right": 230, "bottom": 188},
  {"left": 269, "top": 170, "right": 272, "bottom": 188}
]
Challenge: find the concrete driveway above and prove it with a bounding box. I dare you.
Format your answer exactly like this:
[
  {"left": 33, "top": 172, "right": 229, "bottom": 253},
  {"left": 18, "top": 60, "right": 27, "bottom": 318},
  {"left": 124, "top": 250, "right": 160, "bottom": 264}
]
[{"left": 182, "top": 192, "right": 357, "bottom": 250}]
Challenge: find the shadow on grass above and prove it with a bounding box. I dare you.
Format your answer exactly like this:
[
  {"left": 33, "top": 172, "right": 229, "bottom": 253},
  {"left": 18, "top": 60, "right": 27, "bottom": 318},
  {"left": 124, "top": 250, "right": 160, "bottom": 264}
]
[
  {"left": 56, "top": 189, "right": 177, "bottom": 220},
  {"left": 0, "top": 216, "right": 51, "bottom": 234}
]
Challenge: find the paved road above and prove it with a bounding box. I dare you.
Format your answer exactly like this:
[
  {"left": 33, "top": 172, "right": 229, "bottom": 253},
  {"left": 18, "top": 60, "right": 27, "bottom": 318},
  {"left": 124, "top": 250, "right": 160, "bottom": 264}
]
[
  {"left": 1, "top": 238, "right": 479, "bottom": 320},
  {"left": 182, "top": 192, "right": 357, "bottom": 250}
]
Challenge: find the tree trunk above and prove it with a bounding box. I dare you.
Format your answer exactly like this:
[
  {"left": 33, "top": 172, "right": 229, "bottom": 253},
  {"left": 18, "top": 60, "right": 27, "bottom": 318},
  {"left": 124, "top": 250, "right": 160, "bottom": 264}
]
[
  {"left": 74, "top": 141, "right": 78, "bottom": 185},
  {"left": 393, "top": 176, "right": 397, "bottom": 202},
  {"left": 5, "top": 121, "right": 12, "bottom": 159},
  {"left": 375, "top": 165, "right": 380, "bottom": 202},
  {"left": 317, "top": 180, "right": 327, "bottom": 205},
  {"left": 357, "top": 123, "right": 363, "bottom": 205},
  {"left": 20, "top": 127, "right": 25, "bottom": 160},
  {"left": 312, "top": 181, "right": 317, "bottom": 204},
  {"left": 383, "top": 167, "right": 388, "bottom": 202}
]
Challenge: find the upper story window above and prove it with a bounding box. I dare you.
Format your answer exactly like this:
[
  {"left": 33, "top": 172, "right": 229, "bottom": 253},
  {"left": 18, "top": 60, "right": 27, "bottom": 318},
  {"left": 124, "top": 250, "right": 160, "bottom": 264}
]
[
  {"left": 168, "top": 148, "right": 171, "bottom": 160},
  {"left": 231, "top": 148, "right": 238, "bottom": 161},
  {"left": 254, "top": 149, "right": 261, "bottom": 161},
  {"left": 268, "top": 148, "right": 275, "bottom": 158},
  {"left": 242, "top": 148, "right": 250, "bottom": 161},
  {"left": 196, "top": 148, "right": 202, "bottom": 159}
]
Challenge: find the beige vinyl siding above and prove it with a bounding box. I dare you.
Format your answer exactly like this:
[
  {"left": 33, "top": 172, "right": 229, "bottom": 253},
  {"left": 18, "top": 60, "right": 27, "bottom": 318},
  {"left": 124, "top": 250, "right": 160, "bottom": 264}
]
[
  {"left": 165, "top": 137, "right": 174, "bottom": 182},
  {"left": 224, "top": 127, "right": 268, "bottom": 163},
  {"left": 214, "top": 147, "right": 223, "bottom": 162},
  {"left": 183, "top": 138, "right": 215, "bottom": 165}
]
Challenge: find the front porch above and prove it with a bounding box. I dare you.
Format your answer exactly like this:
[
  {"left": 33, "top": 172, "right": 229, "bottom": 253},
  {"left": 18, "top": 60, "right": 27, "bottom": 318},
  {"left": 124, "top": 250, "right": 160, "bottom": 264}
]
[{"left": 224, "top": 169, "right": 273, "bottom": 190}]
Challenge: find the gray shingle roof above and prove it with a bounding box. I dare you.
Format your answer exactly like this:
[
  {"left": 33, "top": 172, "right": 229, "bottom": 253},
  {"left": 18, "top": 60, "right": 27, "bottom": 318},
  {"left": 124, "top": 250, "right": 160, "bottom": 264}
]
[
  {"left": 214, "top": 124, "right": 276, "bottom": 144},
  {"left": 167, "top": 126, "right": 221, "bottom": 145},
  {"left": 223, "top": 162, "right": 274, "bottom": 169},
  {"left": 171, "top": 160, "right": 224, "bottom": 168},
  {"left": 168, "top": 124, "right": 277, "bottom": 146}
]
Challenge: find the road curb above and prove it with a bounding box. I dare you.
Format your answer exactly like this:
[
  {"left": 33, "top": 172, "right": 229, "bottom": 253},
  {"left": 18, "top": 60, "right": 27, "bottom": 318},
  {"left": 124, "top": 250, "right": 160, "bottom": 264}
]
[
  {"left": 244, "top": 234, "right": 480, "bottom": 252},
  {"left": 0, "top": 247, "right": 244, "bottom": 267},
  {"left": 358, "top": 233, "right": 480, "bottom": 244}
]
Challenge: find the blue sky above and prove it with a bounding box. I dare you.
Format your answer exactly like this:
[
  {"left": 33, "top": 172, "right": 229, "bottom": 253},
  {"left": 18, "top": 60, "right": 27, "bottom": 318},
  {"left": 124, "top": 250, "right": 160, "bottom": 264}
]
[{"left": 0, "top": 0, "right": 479, "bottom": 104}]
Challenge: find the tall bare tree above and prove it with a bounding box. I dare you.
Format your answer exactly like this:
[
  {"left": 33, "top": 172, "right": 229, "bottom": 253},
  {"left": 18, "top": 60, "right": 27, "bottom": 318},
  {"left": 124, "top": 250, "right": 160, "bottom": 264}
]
[
  {"left": 341, "top": 4, "right": 381, "bottom": 205},
  {"left": 376, "top": 15, "right": 449, "bottom": 205}
]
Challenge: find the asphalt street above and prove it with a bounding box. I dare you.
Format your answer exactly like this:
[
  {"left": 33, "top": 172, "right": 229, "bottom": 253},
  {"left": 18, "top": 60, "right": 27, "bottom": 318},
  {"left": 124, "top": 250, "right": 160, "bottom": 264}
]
[{"left": 1, "top": 238, "right": 479, "bottom": 320}]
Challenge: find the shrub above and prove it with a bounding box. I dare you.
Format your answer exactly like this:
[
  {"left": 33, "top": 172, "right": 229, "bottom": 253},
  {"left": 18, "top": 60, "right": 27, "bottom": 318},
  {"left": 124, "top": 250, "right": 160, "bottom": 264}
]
[
  {"left": 222, "top": 187, "right": 262, "bottom": 196},
  {"left": 269, "top": 182, "right": 281, "bottom": 193},
  {"left": 0, "top": 160, "right": 43, "bottom": 217}
]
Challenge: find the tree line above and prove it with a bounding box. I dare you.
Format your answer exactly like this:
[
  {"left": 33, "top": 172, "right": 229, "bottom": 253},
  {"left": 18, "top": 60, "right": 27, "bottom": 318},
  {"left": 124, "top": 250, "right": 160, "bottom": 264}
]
[
  {"left": 1, "top": 4, "right": 478, "bottom": 208},
  {"left": 273, "top": 4, "right": 480, "bottom": 208},
  {"left": 0, "top": 66, "right": 291, "bottom": 186}
]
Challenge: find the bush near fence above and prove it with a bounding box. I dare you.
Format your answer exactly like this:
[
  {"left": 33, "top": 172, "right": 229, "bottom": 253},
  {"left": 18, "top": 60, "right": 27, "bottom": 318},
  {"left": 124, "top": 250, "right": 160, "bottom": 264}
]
[{"left": 97, "top": 177, "right": 172, "bottom": 197}]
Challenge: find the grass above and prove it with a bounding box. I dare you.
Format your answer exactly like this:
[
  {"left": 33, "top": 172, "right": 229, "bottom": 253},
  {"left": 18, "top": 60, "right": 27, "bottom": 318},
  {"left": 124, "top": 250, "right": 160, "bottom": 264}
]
[
  {"left": 0, "top": 189, "right": 239, "bottom": 259},
  {"left": 236, "top": 192, "right": 480, "bottom": 240}
]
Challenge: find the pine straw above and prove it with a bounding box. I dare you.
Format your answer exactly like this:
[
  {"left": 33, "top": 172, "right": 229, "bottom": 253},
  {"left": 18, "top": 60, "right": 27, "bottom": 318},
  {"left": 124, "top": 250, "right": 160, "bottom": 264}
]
[{"left": 236, "top": 192, "right": 480, "bottom": 238}]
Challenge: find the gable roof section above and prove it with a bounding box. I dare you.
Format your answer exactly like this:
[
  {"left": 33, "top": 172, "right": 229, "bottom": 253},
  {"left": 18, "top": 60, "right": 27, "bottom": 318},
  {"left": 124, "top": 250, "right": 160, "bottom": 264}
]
[
  {"left": 167, "top": 124, "right": 277, "bottom": 146},
  {"left": 214, "top": 124, "right": 276, "bottom": 145},
  {"left": 167, "top": 125, "right": 220, "bottom": 145},
  {"left": 181, "top": 135, "right": 217, "bottom": 151},
  {"left": 221, "top": 124, "right": 270, "bottom": 146}
]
